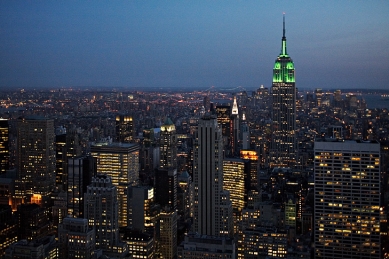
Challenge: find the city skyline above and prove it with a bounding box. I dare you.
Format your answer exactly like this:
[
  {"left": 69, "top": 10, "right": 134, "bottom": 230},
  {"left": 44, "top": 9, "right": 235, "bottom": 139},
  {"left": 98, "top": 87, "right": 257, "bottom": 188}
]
[{"left": 1, "top": 1, "right": 388, "bottom": 90}]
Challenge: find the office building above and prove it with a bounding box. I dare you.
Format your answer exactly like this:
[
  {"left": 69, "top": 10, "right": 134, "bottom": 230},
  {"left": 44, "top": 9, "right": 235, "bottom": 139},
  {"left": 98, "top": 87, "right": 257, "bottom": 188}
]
[
  {"left": 177, "top": 233, "right": 235, "bottom": 259},
  {"left": 193, "top": 115, "right": 233, "bottom": 237},
  {"left": 84, "top": 175, "right": 127, "bottom": 256},
  {"left": 159, "top": 210, "right": 177, "bottom": 259},
  {"left": 91, "top": 142, "right": 139, "bottom": 227},
  {"left": 127, "top": 185, "right": 158, "bottom": 235},
  {"left": 17, "top": 203, "right": 52, "bottom": 241},
  {"left": 17, "top": 116, "right": 56, "bottom": 196},
  {"left": 270, "top": 16, "right": 297, "bottom": 168},
  {"left": 55, "top": 126, "right": 82, "bottom": 191},
  {"left": 230, "top": 96, "right": 240, "bottom": 156},
  {"left": 121, "top": 229, "right": 155, "bottom": 259},
  {"left": 0, "top": 119, "right": 9, "bottom": 176},
  {"left": 58, "top": 217, "right": 95, "bottom": 259},
  {"left": 155, "top": 118, "right": 178, "bottom": 211},
  {"left": 314, "top": 140, "right": 381, "bottom": 258},
  {"left": 67, "top": 156, "right": 96, "bottom": 218},
  {"left": 223, "top": 158, "right": 246, "bottom": 234},
  {"left": 0, "top": 205, "right": 17, "bottom": 257},
  {"left": 115, "top": 114, "right": 135, "bottom": 143}
]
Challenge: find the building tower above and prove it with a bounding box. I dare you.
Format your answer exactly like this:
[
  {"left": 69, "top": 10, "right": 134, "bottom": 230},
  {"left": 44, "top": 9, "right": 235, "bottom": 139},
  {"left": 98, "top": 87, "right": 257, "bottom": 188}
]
[
  {"left": 115, "top": 115, "right": 135, "bottom": 143},
  {"left": 270, "top": 15, "right": 297, "bottom": 168},
  {"left": 230, "top": 96, "right": 240, "bottom": 156},
  {"left": 17, "top": 117, "right": 56, "bottom": 196},
  {"left": 155, "top": 118, "right": 177, "bottom": 210},
  {"left": 91, "top": 142, "right": 140, "bottom": 227},
  {"left": 155, "top": 117, "right": 178, "bottom": 258},
  {"left": 84, "top": 175, "right": 127, "bottom": 256},
  {"left": 0, "top": 119, "right": 9, "bottom": 176},
  {"left": 314, "top": 140, "right": 381, "bottom": 258},
  {"left": 193, "top": 114, "right": 233, "bottom": 237},
  {"left": 67, "top": 156, "right": 96, "bottom": 218},
  {"left": 58, "top": 217, "right": 95, "bottom": 259},
  {"left": 159, "top": 117, "right": 177, "bottom": 170}
]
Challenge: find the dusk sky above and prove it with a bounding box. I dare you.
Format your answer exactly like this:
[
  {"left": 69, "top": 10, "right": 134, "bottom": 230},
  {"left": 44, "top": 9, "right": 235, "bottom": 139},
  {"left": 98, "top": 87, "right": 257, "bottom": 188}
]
[{"left": 1, "top": 1, "right": 388, "bottom": 90}]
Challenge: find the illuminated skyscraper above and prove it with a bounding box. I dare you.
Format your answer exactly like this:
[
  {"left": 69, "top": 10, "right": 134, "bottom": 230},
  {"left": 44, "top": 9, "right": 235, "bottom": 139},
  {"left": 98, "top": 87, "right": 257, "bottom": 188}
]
[
  {"left": 58, "top": 217, "right": 95, "bottom": 259},
  {"left": 0, "top": 119, "right": 9, "bottom": 176},
  {"left": 17, "top": 117, "right": 56, "bottom": 196},
  {"left": 193, "top": 115, "right": 233, "bottom": 237},
  {"left": 84, "top": 175, "right": 127, "bottom": 256},
  {"left": 91, "top": 142, "right": 140, "bottom": 227},
  {"left": 115, "top": 115, "right": 135, "bottom": 143},
  {"left": 230, "top": 96, "right": 240, "bottom": 156},
  {"left": 270, "top": 16, "right": 297, "bottom": 168},
  {"left": 223, "top": 158, "right": 246, "bottom": 234},
  {"left": 159, "top": 117, "right": 177, "bottom": 170},
  {"left": 314, "top": 140, "right": 381, "bottom": 258}
]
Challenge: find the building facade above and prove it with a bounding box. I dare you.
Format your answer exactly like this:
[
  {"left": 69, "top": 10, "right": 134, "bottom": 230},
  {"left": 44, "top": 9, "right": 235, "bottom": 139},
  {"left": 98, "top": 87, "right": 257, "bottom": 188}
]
[
  {"left": 314, "top": 140, "right": 381, "bottom": 258},
  {"left": 91, "top": 142, "right": 139, "bottom": 227},
  {"left": 270, "top": 16, "right": 297, "bottom": 168},
  {"left": 193, "top": 115, "right": 233, "bottom": 237}
]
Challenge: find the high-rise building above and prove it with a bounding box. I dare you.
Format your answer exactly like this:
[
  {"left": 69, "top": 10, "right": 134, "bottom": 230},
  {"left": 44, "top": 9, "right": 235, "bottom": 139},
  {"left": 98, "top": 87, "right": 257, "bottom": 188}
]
[
  {"left": 55, "top": 126, "right": 82, "bottom": 191},
  {"left": 121, "top": 229, "right": 155, "bottom": 259},
  {"left": 0, "top": 205, "right": 17, "bottom": 257},
  {"left": 0, "top": 119, "right": 9, "bottom": 176},
  {"left": 314, "top": 140, "right": 381, "bottom": 258},
  {"left": 58, "top": 217, "right": 95, "bottom": 259},
  {"left": 270, "top": 16, "right": 297, "bottom": 168},
  {"left": 230, "top": 96, "right": 240, "bottom": 156},
  {"left": 127, "top": 185, "right": 157, "bottom": 235},
  {"left": 17, "top": 203, "right": 52, "bottom": 241},
  {"left": 159, "top": 210, "right": 177, "bottom": 259},
  {"left": 240, "top": 113, "right": 250, "bottom": 150},
  {"left": 67, "top": 156, "right": 96, "bottom": 218},
  {"left": 159, "top": 118, "right": 177, "bottom": 170},
  {"left": 223, "top": 158, "right": 246, "bottom": 234},
  {"left": 115, "top": 115, "right": 135, "bottom": 143},
  {"left": 84, "top": 175, "right": 127, "bottom": 256},
  {"left": 17, "top": 116, "right": 56, "bottom": 196},
  {"left": 91, "top": 142, "right": 139, "bottom": 227},
  {"left": 193, "top": 115, "right": 233, "bottom": 237},
  {"left": 155, "top": 118, "right": 178, "bottom": 211}
]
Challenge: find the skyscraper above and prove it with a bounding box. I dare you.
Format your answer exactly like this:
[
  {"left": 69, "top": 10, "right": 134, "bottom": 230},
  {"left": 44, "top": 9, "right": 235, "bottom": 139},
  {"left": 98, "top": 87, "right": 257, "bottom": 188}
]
[
  {"left": 58, "top": 217, "right": 95, "bottom": 259},
  {"left": 230, "top": 96, "right": 240, "bottom": 156},
  {"left": 159, "top": 117, "right": 177, "bottom": 170},
  {"left": 0, "top": 119, "right": 9, "bottom": 176},
  {"left": 270, "top": 15, "right": 297, "bottom": 168},
  {"left": 314, "top": 140, "right": 381, "bottom": 258},
  {"left": 193, "top": 114, "right": 233, "bottom": 237},
  {"left": 17, "top": 117, "right": 56, "bottom": 196},
  {"left": 67, "top": 156, "right": 96, "bottom": 218},
  {"left": 84, "top": 175, "right": 127, "bottom": 256},
  {"left": 91, "top": 142, "right": 139, "bottom": 227},
  {"left": 115, "top": 115, "right": 135, "bottom": 143}
]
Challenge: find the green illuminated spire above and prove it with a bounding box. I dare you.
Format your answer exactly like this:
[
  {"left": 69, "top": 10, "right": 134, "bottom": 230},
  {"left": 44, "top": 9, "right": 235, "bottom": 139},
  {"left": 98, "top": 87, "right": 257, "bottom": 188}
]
[
  {"left": 280, "top": 14, "right": 288, "bottom": 57},
  {"left": 272, "top": 14, "right": 295, "bottom": 83}
]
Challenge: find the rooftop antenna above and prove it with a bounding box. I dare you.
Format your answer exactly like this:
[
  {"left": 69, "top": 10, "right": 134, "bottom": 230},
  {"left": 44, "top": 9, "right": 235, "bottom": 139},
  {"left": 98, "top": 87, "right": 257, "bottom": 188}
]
[{"left": 283, "top": 12, "right": 286, "bottom": 38}]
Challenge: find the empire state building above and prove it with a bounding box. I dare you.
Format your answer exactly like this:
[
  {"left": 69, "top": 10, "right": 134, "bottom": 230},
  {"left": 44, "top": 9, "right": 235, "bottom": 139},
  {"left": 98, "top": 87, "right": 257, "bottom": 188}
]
[{"left": 270, "top": 15, "right": 297, "bottom": 168}]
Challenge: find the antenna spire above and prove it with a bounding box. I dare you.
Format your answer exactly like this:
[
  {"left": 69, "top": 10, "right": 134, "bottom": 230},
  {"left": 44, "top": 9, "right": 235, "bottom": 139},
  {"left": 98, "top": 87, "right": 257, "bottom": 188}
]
[{"left": 283, "top": 13, "right": 286, "bottom": 38}]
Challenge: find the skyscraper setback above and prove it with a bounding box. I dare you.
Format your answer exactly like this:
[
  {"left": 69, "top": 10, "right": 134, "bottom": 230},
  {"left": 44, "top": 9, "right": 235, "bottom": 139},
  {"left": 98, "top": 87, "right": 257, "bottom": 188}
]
[{"left": 270, "top": 15, "right": 297, "bottom": 168}]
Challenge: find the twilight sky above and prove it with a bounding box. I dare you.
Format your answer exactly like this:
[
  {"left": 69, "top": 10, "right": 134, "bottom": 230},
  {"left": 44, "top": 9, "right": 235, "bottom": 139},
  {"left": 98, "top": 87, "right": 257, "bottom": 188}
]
[{"left": 1, "top": 1, "right": 388, "bottom": 90}]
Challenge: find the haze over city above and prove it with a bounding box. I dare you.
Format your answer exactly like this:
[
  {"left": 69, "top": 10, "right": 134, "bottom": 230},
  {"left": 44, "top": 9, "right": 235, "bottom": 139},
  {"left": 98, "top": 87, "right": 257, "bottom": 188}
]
[{"left": 1, "top": 1, "right": 388, "bottom": 90}]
